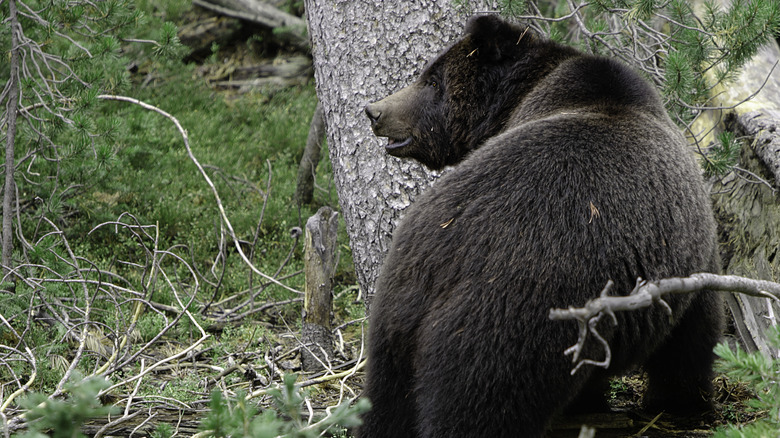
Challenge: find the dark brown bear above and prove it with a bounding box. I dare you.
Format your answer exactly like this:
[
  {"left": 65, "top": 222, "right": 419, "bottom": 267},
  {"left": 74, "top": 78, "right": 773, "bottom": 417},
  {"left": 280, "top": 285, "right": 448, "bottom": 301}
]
[{"left": 361, "top": 15, "right": 724, "bottom": 438}]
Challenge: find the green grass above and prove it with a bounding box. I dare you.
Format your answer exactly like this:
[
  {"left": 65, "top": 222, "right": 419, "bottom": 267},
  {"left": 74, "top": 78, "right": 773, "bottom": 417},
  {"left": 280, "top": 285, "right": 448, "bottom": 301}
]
[
  {"left": 2, "top": 9, "right": 355, "bottom": 397},
  {"left": 66, "top": 71, "right": 350, "bottom": 298},
  {"left": 1, "top": 4, "right": 367, "bottom": 433}
]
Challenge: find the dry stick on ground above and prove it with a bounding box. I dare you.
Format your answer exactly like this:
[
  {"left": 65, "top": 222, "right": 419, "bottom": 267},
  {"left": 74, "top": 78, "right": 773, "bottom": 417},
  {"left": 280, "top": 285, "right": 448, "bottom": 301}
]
[
  {"left": 549, "top": 273, "right": 780, "bottom": 374},
  {"left": 246, "top": 159, "right": 274, "bottom": 308},
  {"left": 32, "top": 218, "right": 93, "bottom": 398},
  {"left": 0, "top": 343, "right": 36, "bottom": 413},
  {"left": 100, "top": 314, "right": 209, "bottom": 397},
  {"left": 0, "top": 220, "right": 96, "bottom": 407},
  {"left": 0, "top": 93, "right": 334, "bottom": 434},
  {"left": 245, "top": 358, "right": 367, "bottom": 401},
  {"left": 96, "top": 222, "right": 208, "bottom": 383},
  {"left": 0, "top": 219, "right": 208, "bottom": 434},
  {"left": 199, "top": 161, "right": 276, "bottom": 315},
  {"left": 89, "top": 94, "right": 345, "bottom": 432},
  {"left": 202, "top": 222, "right": 229, "bottom": 314},
  {"left": 88, "top": 217, "right": 201, "bottom": 375}
]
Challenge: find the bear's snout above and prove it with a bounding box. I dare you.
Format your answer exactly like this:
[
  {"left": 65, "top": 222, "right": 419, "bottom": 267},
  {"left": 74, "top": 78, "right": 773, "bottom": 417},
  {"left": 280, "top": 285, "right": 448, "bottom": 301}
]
[
  {"left": 365, "top": 103, "right": 381, "bottom": 127},
  {"left": 365, "top": 87, "right": 421, "bottom": 157}
]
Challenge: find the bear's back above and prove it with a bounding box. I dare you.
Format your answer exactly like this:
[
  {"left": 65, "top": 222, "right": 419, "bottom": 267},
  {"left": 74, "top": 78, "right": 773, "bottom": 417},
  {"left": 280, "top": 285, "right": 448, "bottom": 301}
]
[
  {"left": 377, "top": 81, "right": 716, "bottom": 368},
  {"left": 510, "top": 55, "right": 669, "bottom": 123}
]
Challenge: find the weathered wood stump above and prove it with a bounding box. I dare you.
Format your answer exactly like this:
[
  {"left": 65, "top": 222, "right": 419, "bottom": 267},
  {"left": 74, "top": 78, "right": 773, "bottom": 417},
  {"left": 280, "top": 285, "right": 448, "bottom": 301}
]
[{"left": 301, "top": 206, "right": 339, "bottom": 371}]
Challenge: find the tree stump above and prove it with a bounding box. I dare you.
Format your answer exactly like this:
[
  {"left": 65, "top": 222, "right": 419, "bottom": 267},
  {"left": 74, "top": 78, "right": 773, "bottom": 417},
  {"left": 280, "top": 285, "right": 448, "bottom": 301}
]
[{"left": 301, "top": 206, "right": 339, "bottom": 371}]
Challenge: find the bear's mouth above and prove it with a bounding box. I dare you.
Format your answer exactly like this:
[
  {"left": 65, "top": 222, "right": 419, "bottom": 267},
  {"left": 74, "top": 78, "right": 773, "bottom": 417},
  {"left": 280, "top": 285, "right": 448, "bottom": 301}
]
[{"left": 386, "top": 137, "right": 412, "bottom": 150}]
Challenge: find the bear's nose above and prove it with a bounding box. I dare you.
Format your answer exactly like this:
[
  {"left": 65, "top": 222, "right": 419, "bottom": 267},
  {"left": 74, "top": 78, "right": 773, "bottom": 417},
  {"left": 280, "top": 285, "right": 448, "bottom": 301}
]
[{"left": 365, "top": 104, "right": 381, "bottom": 126}]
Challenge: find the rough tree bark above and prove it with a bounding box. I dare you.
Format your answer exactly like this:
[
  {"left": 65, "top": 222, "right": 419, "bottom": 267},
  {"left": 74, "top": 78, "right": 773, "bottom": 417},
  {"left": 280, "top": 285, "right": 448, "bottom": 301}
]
[{"left": 303, "top": 2, "right": 468, "bottom": 312}]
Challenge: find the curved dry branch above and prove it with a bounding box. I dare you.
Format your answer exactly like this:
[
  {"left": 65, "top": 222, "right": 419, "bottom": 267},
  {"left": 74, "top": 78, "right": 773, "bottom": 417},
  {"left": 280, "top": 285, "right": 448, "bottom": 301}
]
[
  {"left": 549, "top": 273, "right": 780, "bottom": 373},
  {"left": 95, "top": 94, "right": 301, "bottom": 296}
]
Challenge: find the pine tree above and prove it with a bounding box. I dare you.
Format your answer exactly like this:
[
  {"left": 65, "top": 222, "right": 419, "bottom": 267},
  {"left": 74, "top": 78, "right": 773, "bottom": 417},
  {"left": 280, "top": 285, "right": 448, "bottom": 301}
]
[{"left": 0, "top": 0, "right": 182, "bottom": 280}]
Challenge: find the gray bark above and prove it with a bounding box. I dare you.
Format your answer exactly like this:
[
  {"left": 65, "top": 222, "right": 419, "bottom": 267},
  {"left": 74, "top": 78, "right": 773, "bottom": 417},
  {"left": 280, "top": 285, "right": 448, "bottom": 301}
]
[{"left": 303, "top": 2, "right": 468, "bottom": 312}]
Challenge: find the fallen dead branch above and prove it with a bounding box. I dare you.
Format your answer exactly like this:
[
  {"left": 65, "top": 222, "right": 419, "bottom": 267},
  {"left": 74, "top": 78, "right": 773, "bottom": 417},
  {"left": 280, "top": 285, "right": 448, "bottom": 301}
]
[
  {"left": 550, "top": 273, "right": 780, "bottom": 374},
  {"left": 191, "top": 0, "right": 309, "bottom": 51}
]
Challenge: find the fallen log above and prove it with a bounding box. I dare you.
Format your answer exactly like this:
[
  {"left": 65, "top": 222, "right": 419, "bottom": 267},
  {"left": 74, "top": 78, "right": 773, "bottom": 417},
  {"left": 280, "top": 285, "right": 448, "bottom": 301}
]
[
  {"left": 81, "top": 407, "right": 204, "bottom": 436},
  {"left": 207, "top": 55, "right": 312, "bottom": 91},
  {"left": 178, "top": 15, "right": 243, "bottom": 59},
  {"left": 697, "top": 41, "right": 780, "bottom": 357},
  {"left": 192, "top": 0, "right": 309, "bottom": 51}
]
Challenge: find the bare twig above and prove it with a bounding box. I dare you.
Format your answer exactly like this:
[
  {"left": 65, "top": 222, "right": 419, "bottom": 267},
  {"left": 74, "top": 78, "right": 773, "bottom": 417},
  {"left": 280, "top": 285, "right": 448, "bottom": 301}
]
[
  {"left": 550, "top": 273, "right": 780, "bottom": 373},
  {"left": 95, "top": 94, "right": 302, "bottom": 296}
]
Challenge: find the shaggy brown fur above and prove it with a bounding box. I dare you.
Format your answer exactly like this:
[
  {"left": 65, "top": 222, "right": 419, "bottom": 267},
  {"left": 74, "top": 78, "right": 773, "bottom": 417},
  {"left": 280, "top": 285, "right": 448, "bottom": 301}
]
[{"left": 361, "top": 16, "right": 723, "bottom": 438}]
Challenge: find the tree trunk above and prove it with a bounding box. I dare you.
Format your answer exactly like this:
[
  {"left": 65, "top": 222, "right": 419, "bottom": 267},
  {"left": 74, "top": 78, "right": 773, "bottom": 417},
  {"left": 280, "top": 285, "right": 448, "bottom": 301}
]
[
  {"left": 2, "top": 0, "right": 21, "bottom": 278},
  {"left": 303, "top": 2, "right": 467, "bottom": 312},
  {"left": 698, "top": 41, "right": 780, "bottom": 357}
]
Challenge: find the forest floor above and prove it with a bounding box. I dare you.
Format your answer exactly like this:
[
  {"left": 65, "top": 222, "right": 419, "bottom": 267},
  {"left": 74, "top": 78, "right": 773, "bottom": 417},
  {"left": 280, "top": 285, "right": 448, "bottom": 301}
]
[
  {"left": 2, "top": 2, "right": 769, "bottom": 437},
  {"left": 549, "top": 372, "right": 762, "bottom": 437}
]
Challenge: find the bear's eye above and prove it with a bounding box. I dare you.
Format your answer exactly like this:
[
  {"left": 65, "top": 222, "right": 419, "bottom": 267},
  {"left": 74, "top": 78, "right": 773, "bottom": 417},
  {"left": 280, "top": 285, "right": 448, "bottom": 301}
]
[{"left": 427, "top": 79, "right": 439, "bottom": 89}]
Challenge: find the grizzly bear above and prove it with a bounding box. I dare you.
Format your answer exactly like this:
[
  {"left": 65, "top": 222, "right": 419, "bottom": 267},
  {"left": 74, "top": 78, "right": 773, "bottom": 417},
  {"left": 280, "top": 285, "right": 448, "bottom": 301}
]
[{"left": 360, "top": 15, "right": 724, "bottom": 438}]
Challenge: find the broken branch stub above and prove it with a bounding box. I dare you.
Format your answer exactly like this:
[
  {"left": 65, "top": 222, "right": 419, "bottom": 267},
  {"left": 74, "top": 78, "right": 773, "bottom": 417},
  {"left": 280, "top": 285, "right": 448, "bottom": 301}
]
[{"left": 301, "top": 206, "right": 339, "bottom": 372}]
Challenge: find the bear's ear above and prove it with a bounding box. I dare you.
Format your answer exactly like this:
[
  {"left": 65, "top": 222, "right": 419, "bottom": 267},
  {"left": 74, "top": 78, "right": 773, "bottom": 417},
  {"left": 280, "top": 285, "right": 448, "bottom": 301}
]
[{"left": 465, "top": 15, "right": 528, "bottom": 62}]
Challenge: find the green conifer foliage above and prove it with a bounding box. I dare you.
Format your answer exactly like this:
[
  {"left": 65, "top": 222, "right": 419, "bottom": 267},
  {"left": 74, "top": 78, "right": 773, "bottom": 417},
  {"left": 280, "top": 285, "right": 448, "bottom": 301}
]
[{"left": 1, "top": 0, "right": 183, "bottom": 274}]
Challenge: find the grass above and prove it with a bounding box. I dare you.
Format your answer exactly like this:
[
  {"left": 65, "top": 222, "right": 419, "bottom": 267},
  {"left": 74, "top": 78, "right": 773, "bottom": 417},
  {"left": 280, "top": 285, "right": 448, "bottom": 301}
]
[
  {"left": 1, "top": 1, "right": 359, "bottom": 405},
  {"left": 70, "top": 68, "right": 351, "bottom": 298}
]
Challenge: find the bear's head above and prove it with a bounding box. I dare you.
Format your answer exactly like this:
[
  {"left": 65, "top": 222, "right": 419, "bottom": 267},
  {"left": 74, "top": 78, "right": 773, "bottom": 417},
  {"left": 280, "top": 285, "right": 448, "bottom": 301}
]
[{"left": 365, "top": 15, "right": 572, "bottom": 170}]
